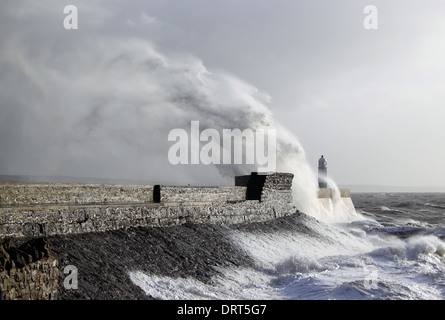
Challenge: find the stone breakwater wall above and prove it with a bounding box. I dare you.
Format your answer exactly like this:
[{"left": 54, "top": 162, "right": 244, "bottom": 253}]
[{"left": 0, "top": 173, "right": 296, "bottom": 239}]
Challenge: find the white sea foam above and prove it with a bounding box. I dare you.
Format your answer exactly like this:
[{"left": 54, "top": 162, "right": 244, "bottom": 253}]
[
  {"left": 129, "top": 203, "right": 445, "bottom": 300},
  {"left": 129, "top": 267, "right": 284, "bottom": 300}
]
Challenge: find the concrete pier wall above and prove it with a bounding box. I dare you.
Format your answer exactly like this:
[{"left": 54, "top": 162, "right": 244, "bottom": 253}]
[{"left": 318, "top": 188, "right": 356, "bottom": 213}]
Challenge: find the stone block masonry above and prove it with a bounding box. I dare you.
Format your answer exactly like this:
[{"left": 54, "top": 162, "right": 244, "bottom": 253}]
[
  {"left": 0, "top": 173, "right": 297, "bottom": 239},
  {"left": 0, "top": 238, "right": 58, "bottom": 300},
  {"left": 235, "top": 172, "right": 294, "bottom": 203},
  {"left": 158, "top": 186, "right": 246, "bottom": 203},
  {"left": 0, "top": 183, "right": 154, "bottom": 206}
]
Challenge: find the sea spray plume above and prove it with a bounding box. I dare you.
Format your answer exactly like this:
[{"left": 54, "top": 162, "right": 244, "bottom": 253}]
[
  {"left": 146, "top": 58, "right": 322, "bottom": 213},
  {"left": 322, "top": 176, "right": 362, "bottom": 222},
  {"left": 272, "top": 132, "right": 320, "bottom": 215},
  {"left": 1, "top": 25, "right": 322, "bottom": 210}
]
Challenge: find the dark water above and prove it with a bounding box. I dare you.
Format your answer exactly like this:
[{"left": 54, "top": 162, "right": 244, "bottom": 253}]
[
  {"left": 353, "top": 192, "right": 445, "bottom": 220},
  {"left": 130, "top": 193, "right": 445, "bottom": 300},
  {"left": 352, "top": 193, "right": 445, "bottom": 239}
]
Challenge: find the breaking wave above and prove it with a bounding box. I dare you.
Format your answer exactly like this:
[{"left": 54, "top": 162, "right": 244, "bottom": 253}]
[{"left": 130, "top": 194, "right": 445, "bottom": 300}]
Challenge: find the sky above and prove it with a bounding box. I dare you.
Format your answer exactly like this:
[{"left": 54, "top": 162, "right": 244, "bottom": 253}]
[{"left": 1, "top": 0, "right": 444, "bottom": 189}]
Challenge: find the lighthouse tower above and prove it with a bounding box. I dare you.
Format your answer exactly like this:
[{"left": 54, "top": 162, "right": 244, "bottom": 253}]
[
  {"left": 316, "top": 155, "right": 356, "bottom": 213},
  {"left": 318, "top": 155, "right": 327, "bottom": 188}
]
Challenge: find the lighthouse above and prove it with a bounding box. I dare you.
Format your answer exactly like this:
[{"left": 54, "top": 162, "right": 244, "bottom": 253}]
[
  {"left": 316, "top": 155, "right": 356, "bottom": 214},
  {"left": 318, "top": 155, "right": 327, "bottom": 188}
]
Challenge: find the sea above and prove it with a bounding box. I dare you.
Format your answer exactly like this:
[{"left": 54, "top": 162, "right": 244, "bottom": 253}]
[{"left": 130, "top": 192, "right": 445, "bottom": 300}]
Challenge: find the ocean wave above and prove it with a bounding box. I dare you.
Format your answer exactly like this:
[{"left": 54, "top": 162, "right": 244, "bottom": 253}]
[
  {"left": 369, "top": 235, "right": 445, "bottom": 261},
  {"left": 275, "top": 256, "right": 323, "bottom": 274},
  {"left": 425, "top": 203, "right": 445, "bottom": 210},
  {"left": 129, "top": 194, "right": 445, "bottom": 300},
  {"left": 406, "top": 235, "right": 445, "bottom": 258},
  {"left": 380, "top": 225, "right": 425, "bottom": 238},
  {"left": 429, "top": 226, "right": 445, "bottom": 240}
]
